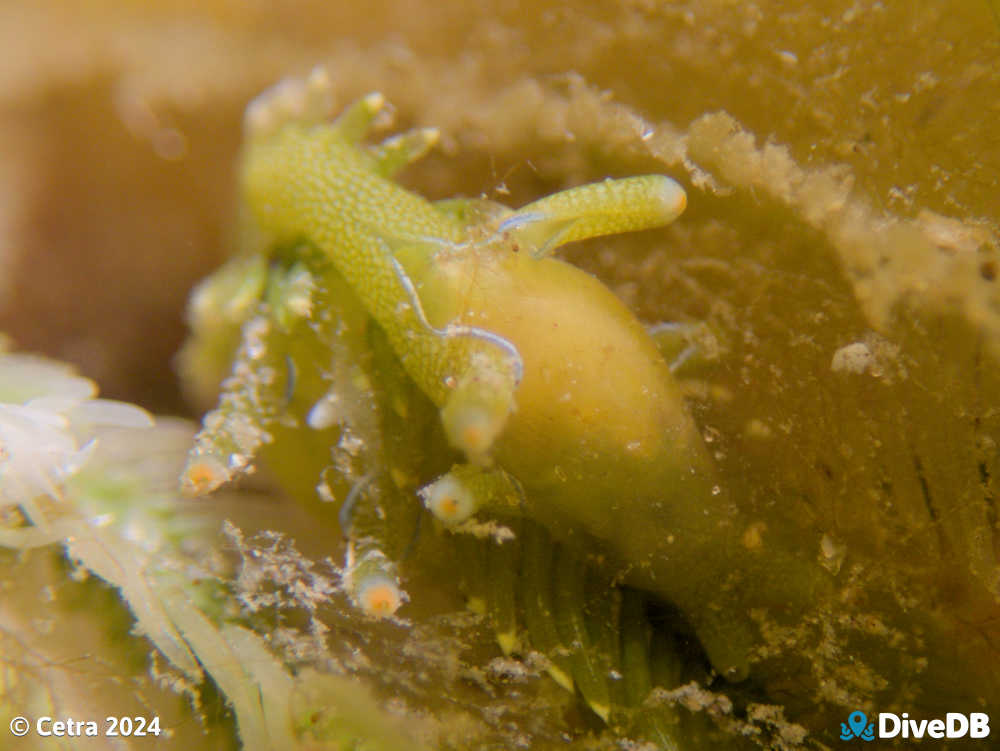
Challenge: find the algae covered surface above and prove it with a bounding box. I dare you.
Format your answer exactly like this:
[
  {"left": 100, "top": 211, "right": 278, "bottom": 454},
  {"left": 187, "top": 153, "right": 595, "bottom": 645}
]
[{"left": 1, "top": 1, "right": 999, "bottom": 749}]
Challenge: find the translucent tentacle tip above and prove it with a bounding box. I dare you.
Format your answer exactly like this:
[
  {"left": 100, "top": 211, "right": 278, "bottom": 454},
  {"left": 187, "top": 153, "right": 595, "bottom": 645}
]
[
  {"left": 180, "top": 454, "right": 229, "bottom": 497},
  {"left": 243, "top": 66, "right": 337, "bottom": 140},
  {"left": 650, "top": 175, "right": 687, "bottom": 225},
  {"left": 442, "top": 399, "right": 507, "bottom": 463},
  {"left": 354, "top": 573, "right": 405, "bottom": 617},
  {"left": 419, "top": 472, "right": 477, "bottom": 525}
]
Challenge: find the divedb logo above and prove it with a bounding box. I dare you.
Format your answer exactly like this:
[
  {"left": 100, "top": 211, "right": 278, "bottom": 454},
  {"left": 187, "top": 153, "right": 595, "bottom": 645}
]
[{"left": 840, "top": 710, "right": 991, "bottom": 741}]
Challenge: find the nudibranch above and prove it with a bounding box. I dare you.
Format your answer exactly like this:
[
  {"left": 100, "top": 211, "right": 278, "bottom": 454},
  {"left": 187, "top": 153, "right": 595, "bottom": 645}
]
[{"left": 180, "top": 68, "right": 827, "bottom": 733}]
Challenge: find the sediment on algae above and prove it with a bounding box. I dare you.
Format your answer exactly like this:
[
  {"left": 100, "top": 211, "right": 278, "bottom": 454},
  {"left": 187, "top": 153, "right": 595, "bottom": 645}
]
[{"left": 1, "top": 1, "right": 998, "bottom": 749}]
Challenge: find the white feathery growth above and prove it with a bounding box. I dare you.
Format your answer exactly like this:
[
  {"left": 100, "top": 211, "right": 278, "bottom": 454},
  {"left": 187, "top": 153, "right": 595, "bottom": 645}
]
[{"left": 0, "top": 353, "right": 153, "bottom": 515}]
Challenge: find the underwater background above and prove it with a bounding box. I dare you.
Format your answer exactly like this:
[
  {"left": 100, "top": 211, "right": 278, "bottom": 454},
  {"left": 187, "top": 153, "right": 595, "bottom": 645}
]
[{"left": 2, "top": 1, "right": 999, "bottom": 748}]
